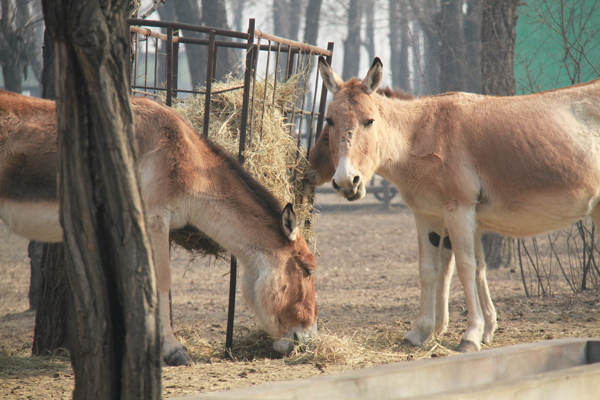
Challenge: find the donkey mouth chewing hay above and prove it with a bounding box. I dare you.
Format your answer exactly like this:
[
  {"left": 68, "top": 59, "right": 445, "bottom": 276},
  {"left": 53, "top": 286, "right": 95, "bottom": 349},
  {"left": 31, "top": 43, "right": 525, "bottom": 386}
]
[
  {"left": 312, "top": 56, "right": 600, "bottom": 352},
  {"left": 0, "top": 90, "right": 317, "bottom": 365}
]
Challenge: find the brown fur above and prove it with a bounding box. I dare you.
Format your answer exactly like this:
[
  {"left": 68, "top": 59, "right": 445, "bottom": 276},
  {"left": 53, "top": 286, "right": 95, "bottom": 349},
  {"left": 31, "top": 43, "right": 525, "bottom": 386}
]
[
  {"left": 0, "top": 90, "right": 317, "bottom": 364},
  {"left": 315, "top": 57, "right": 600, "bottom": 352}
]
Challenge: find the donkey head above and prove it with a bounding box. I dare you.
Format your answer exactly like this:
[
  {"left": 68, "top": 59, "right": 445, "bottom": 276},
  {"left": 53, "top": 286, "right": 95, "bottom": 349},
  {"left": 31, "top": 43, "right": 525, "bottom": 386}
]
[
  {"left": 317, "top": 57, "right": 384, "bottom": 201},
  {"left": 241, "top": 203, "right": 317, "bottom": 355}
]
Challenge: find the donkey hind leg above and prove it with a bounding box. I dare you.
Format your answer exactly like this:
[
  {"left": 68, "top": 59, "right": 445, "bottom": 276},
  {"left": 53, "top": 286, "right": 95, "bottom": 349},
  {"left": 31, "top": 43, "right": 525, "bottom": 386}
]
[
  {"left": 147, "top": 213, "right": 193, "bottom": 366},
  {"left": 475, "top": 230, "right": 497, "bottom": 345},
  {"left": 445, "top": 207, "right": 485, "bottom": 353},
  {"left": 404, "top": 215, "right": 445, "bottom": 346},
  {"left": 434, "top": 249, "right": 454, "bottom": 336}
]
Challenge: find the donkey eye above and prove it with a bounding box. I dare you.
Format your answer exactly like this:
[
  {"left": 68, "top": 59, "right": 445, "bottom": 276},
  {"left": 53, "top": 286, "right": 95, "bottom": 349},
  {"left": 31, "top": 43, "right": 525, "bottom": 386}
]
[
  {"left": 326, "top": 118, "right": 334, "bottom": 127},
  {"left": 364, "top": 119, "right": 375, "bottom": 128},
  {"left": 322, "top": 135, "right": 329, "bottom": 143},
  {"left": 302, "top": 266, "right": 313, "bottom": 276}
]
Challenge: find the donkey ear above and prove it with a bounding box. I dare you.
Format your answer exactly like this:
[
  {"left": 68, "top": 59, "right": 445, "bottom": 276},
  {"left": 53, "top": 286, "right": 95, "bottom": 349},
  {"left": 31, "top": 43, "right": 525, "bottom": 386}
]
[
  {"left": 281, "top": 203, "right": 299, "bottom": 241},
  {"left": 318, "top": 56, "right": 344, "bottom": 94},
  {"left": 362, "top": 57, "right": 383, "bottom": 95}
]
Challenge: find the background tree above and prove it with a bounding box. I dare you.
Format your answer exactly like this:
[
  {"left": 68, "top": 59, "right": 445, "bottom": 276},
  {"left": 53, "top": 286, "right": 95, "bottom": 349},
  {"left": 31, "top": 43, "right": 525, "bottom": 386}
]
[
  {"left": 41, "top": 0, "right": 161, "bottom": 398},
  {"left": 0, "top": 0, "right": 43, "bottom": 93},
  {"left": 479, "top": 0, "right": 519, "bottom": 269},
  {"left": 342, "top": 0, "right": 363, "bottom": 80},
  {"left": 201, "top": 0, "right": 237, "bottom": 80},
  {"left": 389, "top": 0, "right": 410, "bottom": 91}
]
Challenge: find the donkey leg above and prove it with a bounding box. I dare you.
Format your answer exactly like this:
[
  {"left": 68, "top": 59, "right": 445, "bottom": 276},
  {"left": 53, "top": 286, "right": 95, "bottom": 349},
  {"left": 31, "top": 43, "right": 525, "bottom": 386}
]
[
  {"left": 404, "top": 214, "right": 443, "bottom": 346},
  {"left": 445, "top": 207, "right": 484, "bottom": 352},
  {"left": 147, "top": 213, "right": 193, "bottom": 366},
  {"left": 474, "top": 230, "right": 497, "bottom": 345},
  {"left": 434, "top": 249, "right": 454, "bottom": 336}
]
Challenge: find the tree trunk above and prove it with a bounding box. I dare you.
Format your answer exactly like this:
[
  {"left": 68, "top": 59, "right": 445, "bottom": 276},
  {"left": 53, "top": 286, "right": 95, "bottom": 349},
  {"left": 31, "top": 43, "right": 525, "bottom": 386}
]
[
  {"left": 31, "top": 25, "right": 72, "bottom": 356},
  {"left": 480, "top": 0, "right": 519, "bottom": 269},
  {"left": 438, "top": 0, "right": 466, "bottom": 92},
  {"left": 364, "top": 0, "right": 376, "bottom": 62},
  {"left": 464, "top": 0, "right": 482, "bottom": 93},
  {"left": 481, "top": 0, "right": 518, "bottom": 96},
  {"left": 174, "top": 0, "right": 205, "bottom": 89},
  {"left": 42, "top": 0, "right": 161, "bottom": 398},
  {"left": 303, "top": 0, "right": 323, "bottom": 47},
  {"left": 409, "top": 0, "right": 440, "bottom": 94},
  {"left": 202, "top": 0, "right": 236, "bottom": 81},
  {"left": 342, "top": 0, "right": 363, "bottom": 80},
  {"left": 32, "top": 243, "right": 70, "bottom": 354}
]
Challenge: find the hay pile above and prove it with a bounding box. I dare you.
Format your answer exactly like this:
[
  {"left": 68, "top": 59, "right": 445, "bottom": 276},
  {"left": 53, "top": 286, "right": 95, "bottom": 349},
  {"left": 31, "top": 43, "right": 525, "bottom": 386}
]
[
  {"left": 170, "top": 73, "right": 315, "bottom": 256},
  {"left": 175, "top": 323, "right": 458, "bottom": 367}
]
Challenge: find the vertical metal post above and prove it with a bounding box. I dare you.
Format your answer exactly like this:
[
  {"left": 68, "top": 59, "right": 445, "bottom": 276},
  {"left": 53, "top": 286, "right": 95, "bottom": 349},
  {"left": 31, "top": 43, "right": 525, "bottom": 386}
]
[
  {"left": 172, "top": 30, "right": 180, "bottom": 100},
  {"left": 203, "top": 30, "right": 217, "bottom": 138},
  {"left": 226, "top": 18, "right": 256, "bottom": 356},
  {"left": 315, "top": 42, "right": 335, "bottom": 141},
  {"left": 306, "top": 42, "right": 335, "bottom": 231},
  {"left": 166, "top": 27, "right": 173, "bottom": 106},
  {"left": 238, "top": 18, "right": 256, "bottom": 164}
]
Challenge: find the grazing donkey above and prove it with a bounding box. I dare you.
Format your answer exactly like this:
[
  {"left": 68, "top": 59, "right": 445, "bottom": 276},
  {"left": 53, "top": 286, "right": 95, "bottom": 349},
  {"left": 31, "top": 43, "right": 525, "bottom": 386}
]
[
  {"left": 0, "top": 90, "right": 317, "bottom": 365},
  {"left": 313, "top": 56, "right": 600, "bottom": 352}
]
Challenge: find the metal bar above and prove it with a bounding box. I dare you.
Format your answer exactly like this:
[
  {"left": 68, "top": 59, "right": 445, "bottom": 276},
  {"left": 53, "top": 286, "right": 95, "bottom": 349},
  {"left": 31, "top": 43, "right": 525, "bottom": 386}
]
[
  {"left": 238, "top": 18, "right": 256, "bottom": 164},
  {"left": 166, "top": 27, "right": 173, "bottom": 106},
  {"left": 225, "top": 256, "right": 238, "bottom": 353},
  {"left": 306, "top": 42, "right": 335, "bottom": 231},
  {"left": 285, "top": 47, "right": 295, "bottom": 81},
  {"left": 259, "top": 40, "right": 272, "bottom": 141},
  {"left": 133, "top": 29, "right": 140, "bottom": 89},
  {"left": 249, "top": 41, "right": 260, "bottom": 145},
  {"left": 128, "top": 18, "right": 250, "bottom": 39},
  {"left": 130, "top": 27, "right": 299, "bottom": 52},
  {"left": 226, "top": 18, "right": 256, "bottom": 356},
  {"left": 203, "top": 30, "right": 216, "bottom": 138},
  {"left": 306, "top": 54, "right": 323, "bottom": 156},
  {"left": 172, "top": 29, "right": 180, "bottom": 100},
  {"left": 153, "top": 37, "right": 159, "bottom": 95},
  {"left": 315, "top": 42, "right": 335, "bottom": 141},
  {"left": 254, "top": 29, "right": 332, "bottom": 56},
  {"left": 272, "top": 42, "right": 282, "bottom": 105},
  {"left": 131, "top": 85, "right": 244, "bottom": 96},
  {"left": 143, "top": 33, "right": 148, "bottom": 90}
]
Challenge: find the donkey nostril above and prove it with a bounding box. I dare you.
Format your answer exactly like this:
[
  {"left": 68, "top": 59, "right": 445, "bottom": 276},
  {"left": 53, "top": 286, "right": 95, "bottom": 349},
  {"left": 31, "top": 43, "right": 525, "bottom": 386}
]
[
  {"left": 332, "top": 180, "right": 340, "bottom": 190},
  {"left": 353, "top": 176, "right": 361, "bottom": 186}
]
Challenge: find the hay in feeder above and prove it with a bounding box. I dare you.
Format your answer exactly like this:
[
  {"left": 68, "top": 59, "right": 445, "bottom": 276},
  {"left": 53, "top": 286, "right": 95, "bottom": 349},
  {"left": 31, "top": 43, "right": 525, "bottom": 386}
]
[{"left": 170, "top": 73, "right": 315, "bottom": 257}]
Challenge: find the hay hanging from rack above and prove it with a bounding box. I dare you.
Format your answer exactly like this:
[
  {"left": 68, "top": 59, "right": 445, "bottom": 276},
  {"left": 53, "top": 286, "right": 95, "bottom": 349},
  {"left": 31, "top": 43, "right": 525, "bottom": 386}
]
[{"left": 169, "top": 73, "right": 315, "bottom": 257}]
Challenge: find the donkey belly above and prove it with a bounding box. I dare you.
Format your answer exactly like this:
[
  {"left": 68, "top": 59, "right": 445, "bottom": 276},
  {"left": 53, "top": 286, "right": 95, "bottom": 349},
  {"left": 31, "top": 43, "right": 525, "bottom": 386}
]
[
  {"left": 0, "top": 199, "right": 63, "bottom": 242},
  {"left": 477, "top": 190, "right": 598, "bottom": 237}
]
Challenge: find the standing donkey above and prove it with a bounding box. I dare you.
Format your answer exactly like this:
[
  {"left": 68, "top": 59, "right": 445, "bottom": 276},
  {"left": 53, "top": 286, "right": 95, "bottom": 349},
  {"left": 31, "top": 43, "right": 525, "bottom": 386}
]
[
  {"left": 313, "top": 56, "right": 600, "bottom": 352},
  {"left": 0, "top": 90, "right": 317, "bottom": 365}
]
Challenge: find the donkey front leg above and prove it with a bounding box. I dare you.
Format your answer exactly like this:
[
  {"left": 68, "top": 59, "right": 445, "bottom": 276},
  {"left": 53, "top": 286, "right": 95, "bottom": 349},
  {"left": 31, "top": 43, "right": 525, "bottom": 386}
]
[
  {"left": 147, "top": 213, "right": 193, "bottom": 366},
  {"left": 445, "top": 207, "right": 484, "bottom": 352},
  {"left": 404, "top": 214, "right": 445, "bottom": 346}
]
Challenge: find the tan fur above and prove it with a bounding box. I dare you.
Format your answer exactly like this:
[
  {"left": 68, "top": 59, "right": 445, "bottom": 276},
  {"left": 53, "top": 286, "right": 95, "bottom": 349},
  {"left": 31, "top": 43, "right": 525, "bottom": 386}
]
[
  {"left": 0, "top": 90, "right": 317, "bottom": 364},
  {"left": 315, "top": 57, "right": 600, "bottom": 352}
]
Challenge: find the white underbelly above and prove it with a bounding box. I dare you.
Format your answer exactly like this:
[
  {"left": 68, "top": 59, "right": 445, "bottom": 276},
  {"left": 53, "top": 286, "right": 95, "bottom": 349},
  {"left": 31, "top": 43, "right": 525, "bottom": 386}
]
[
  {"left": 0, "top": 199, "right": 63, "bottom": 242},
  {"left": 477, "top": 192, "right": 598, "bottom": 237}
]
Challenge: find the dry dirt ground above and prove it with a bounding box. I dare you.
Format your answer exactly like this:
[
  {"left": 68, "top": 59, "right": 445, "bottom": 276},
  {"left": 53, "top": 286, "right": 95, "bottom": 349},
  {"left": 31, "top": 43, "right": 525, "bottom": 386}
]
[{"left": 2, "top": 191, "right": 600, "bottom": 399}]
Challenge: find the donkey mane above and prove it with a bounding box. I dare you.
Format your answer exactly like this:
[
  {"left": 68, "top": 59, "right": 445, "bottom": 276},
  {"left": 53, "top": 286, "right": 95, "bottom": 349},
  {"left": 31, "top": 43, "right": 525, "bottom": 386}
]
[
  {"left": 377, "top": 86, "right": 415, "bottom": 101},
  {"left": 203, "top": 139, "right": 287, "bottom": 234}
]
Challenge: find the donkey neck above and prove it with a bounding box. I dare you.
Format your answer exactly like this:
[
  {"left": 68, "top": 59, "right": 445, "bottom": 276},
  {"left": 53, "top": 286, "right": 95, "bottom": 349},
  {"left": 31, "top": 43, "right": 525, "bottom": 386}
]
[
  {"left": 179, "top": 137, "right": 289, "bottom": 266},
  {"left": 372, "top": 94, "right": 419, "bottom": 179}
]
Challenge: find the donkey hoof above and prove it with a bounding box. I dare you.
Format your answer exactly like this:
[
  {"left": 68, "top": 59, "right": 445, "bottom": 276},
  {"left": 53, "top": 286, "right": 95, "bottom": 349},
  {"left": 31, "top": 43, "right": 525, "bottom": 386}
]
[
  {"left": 402, "top": 338, "right": 421, "bottom": 347},
  {"left": 456, "top": 340, "right": 480, "bottom": 353},
  {"left": 164, "top": 347, "right": 194, "bottom": 366}
]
